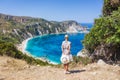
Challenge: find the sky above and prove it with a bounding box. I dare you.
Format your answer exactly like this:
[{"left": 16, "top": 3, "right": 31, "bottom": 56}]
[{"left": 0, "top": 0, "right": 103, "bottom": 23}]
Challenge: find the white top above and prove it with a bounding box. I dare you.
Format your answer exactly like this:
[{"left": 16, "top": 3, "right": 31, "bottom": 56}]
[{"left": 61, "top": 41, "right": 71, "bottom": 55}]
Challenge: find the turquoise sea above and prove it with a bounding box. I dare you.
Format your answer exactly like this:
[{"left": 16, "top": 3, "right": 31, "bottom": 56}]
[{"left": 25, "top": 23, "right": 93, "bottom": 64}]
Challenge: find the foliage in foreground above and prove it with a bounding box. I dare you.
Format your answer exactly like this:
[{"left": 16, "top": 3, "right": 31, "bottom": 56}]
[
  {"left": 83, "top": 0, "right": 120, "bottom": 61},
  {"left": 84, "top": 8, "right": 120, "bottom": 53},
  {"left": 72, "top": 56, "right": 92, "bottom": 65},
  {"left": 0, "top": 39, "right": 50, "bottom": 66}
]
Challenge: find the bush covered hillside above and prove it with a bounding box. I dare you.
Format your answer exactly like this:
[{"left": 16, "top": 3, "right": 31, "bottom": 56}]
[
  {"left": 0, "top": 38, "right": 50, "bottom": 66},
  {"left": 83, "top": 0, "right": 120, "bottom": 62}
]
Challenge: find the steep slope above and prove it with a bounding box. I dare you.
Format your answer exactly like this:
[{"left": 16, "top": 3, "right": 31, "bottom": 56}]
[{"left": 0, "top": 13, "right": 83, "bottom": 43}]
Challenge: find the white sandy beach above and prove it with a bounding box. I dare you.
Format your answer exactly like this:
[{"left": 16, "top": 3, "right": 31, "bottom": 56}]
[
  {"left": 16, "top": 37, "right": 59, "bottom": 65},
  {"left": 17, "top": 38, "right": 32, "bottom": 54}
]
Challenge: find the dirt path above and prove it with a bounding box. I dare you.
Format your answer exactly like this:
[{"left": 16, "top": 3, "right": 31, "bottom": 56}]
[{"left": 0, "top": 56, "right": 120, "bottom": 80}]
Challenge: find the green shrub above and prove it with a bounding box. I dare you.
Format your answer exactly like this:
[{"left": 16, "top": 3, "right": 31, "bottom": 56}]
[
  {"left": 0, "top": 39, "right": 50, "bottom": 66},
  {"left": 84, "top": 7, "right": 120, "bottom": 54},
  {"left": 69, "top": 56, "right": 92, "bottom": 68}
]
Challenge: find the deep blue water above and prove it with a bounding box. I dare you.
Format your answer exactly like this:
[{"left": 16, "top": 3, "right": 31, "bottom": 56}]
[
  {"left": 80, "top": 23, "right": 93, "bottom": 29},
  {"left": 25, "top": 23, "right": 93, "bottom": 64}
]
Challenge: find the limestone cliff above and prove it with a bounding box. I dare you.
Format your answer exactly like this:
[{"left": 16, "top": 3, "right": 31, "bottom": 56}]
[{"left": 0, "top": 13, "right": 84, "bottom": 43}]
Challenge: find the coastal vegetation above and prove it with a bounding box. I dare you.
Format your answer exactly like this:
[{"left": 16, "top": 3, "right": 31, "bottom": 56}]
[
  {"left": 0, "top": 0, "right": 120, "bottom": 66},
  {"left": 0, "top": 38, "right": 50, "bottom": 66},
  {"left": 83, "top": 0, "right": 120, "bottom": 63},
  {"left": 72, "top": 56, "right": 92, "bottom": 66}
]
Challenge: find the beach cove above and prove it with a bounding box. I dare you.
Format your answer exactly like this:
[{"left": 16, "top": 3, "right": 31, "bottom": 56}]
[
  {"left": 17, "top": 33, "right": 85, "bottom": 64},
  {"left": 16, "top": 23, "right": 93, "bottom": 64}
]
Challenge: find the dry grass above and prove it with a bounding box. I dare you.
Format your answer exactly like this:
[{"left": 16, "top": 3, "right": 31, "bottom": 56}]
[{"left": 0, "top": 56, "right": 120, "bottom": 80}]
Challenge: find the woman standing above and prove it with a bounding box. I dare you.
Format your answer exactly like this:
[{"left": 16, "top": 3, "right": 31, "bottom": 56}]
[{"left": 61, "top": 34, "right": 73, "bottom": 74}]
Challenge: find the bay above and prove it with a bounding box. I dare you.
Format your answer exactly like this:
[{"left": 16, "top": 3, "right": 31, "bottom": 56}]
[{"left": 25, "top": 23, "right": 93, "bottom": 64}]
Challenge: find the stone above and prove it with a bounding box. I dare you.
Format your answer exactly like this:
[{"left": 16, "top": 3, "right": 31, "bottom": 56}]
[
  {"left": 97, "top": 59, "right": 106, "bottom": 65},
  {"left": 77, "top": 49, "right": 89, "bottom": 57},
  {"left": 92, "top": 72, "right": 97, "bottom": 75}
]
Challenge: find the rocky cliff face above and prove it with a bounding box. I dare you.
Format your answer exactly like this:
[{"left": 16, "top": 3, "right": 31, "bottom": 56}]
[
  {"left": 60, "top": 21, "right": 84, "bottom": 33},
  {"left": 0, "top": 13, "right": 83, "bottom": 43}
]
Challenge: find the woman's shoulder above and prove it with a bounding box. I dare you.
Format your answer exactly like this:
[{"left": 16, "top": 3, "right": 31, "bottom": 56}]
[
  {"left": 62, "top": 41, "right": 71, "bottom": 44},
  {"left": 62, "top": 41, "right": 65, "bottom": 44},
  {"left": 68, "top": 41, "right": 71, "bottom": 44}
]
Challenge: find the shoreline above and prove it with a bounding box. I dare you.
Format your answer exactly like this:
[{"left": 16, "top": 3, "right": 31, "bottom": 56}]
[
  {"left": 16, "top": 37, "right": 59, "bottom": 65},
  {"left": 16, "top": 38, "right": 32, "bottom": 54},
  {"left": 16, "top": 32, "right": 87, "bottom": 65}
]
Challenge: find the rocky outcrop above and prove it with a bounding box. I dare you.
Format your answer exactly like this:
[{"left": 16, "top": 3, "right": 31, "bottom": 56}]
[
  {"left": 90, "top": 43, "right": 120, "bottom": 64},
  {"left": 60, "top": 21, "right": 86, "bottom": 33},
  {"left": 77, "top": 48, "right": 89, "bottom": 57},
  {"left": 97, "top": 59, "right": 106, "bottom": 65}
]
